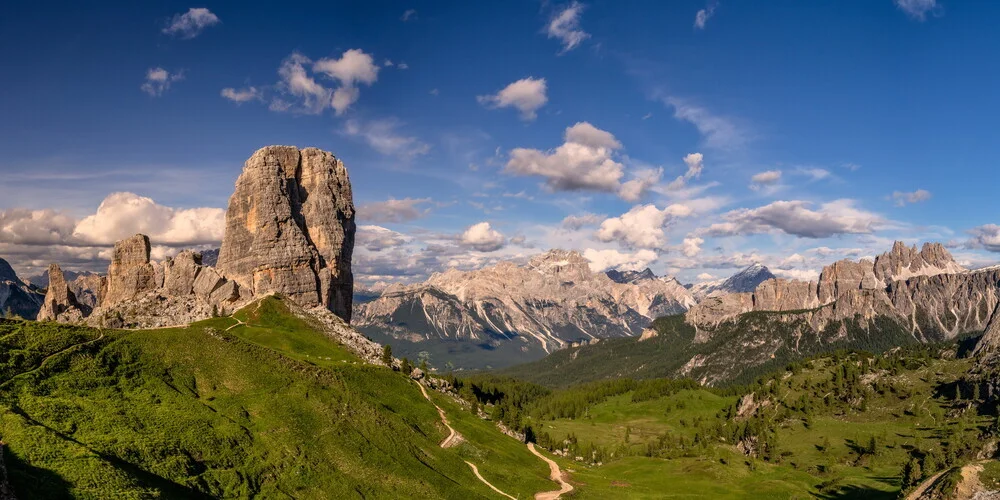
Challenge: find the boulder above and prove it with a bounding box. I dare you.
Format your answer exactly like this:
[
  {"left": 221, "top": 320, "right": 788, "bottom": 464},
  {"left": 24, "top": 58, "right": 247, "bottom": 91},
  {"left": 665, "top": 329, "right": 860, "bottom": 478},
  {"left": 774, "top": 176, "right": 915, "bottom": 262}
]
[
  {"left": 163, "top": 251, "right": 202, "bottom": 296},
  {"left": 217, "top": 146, "right": 355, "bottom": 322}
]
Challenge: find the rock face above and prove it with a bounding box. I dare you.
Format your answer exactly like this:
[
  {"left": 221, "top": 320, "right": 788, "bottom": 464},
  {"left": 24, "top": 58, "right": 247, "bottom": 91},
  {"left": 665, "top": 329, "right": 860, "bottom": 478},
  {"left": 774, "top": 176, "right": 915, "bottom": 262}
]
[
  {"left": 104, "top": 234, "right": 158, "bottom": 306},
  {"left": 685, "top": 241, "right": 1000, "bottom": 350},
  {"left": 354, "top": 250, "right": 696, "bottom": 368},
  {"left": 37, "top": 264, "right": 87, "bottom": 322},
  {"left": 0, "top": 258, "right": 44, "bottom": 320},
  {"left": 69, "top": 274, "right": 105, "bottom": 310},
  {"left": 217, "top": 146, "right": 355, "bottom": 323}
]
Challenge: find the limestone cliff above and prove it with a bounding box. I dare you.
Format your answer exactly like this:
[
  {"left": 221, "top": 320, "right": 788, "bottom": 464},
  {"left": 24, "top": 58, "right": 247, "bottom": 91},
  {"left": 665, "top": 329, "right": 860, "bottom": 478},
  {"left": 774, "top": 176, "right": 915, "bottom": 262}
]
[
  {"left": 37, "top": 264, "right": 87, "bottom": 322},
  {"left": 217, "top": 146, "right": 355, "bottom": 322},
  {"left": 103, "top": 234, "right": 158, "bottom": 306}
]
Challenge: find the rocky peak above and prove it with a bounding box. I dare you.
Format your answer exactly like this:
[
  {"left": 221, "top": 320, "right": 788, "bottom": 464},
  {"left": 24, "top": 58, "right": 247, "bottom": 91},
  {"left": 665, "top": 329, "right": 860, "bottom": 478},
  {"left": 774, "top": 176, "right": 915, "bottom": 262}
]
[
  {"left": 527, "top": 250, "right": 594, "bottom": 281},
  {"left": 606, "top": 268, "right": 657, "bottom": 284},
  {"left": 721, "top": 263, "right": 776, "bottom": 292},
  {"left": 104, "top": 234, "right": 158, "bottom": 306},
  {"left": 217, "top": 145, "right": 356, "bottom": 322},
  {"left": 873, "top": 240, "right": 964, "bottom": 283},
  {"left": 37, "top": 264, "right": 86, "bottom": 322}
]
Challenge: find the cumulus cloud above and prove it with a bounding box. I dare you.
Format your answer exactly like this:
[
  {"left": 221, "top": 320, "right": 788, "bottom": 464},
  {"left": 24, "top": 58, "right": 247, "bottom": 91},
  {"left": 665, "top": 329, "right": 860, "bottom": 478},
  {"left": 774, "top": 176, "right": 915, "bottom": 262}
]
[
  {"left": 895, "top": 0, "right": 941, "bottom": 20},
  {"left": 0, "top": 209, "right": 77, "bottom": 246},
  {"left": 696, "top": 272, "right": 715, "bottom": 281},
  {"left": 313, "top": 49, "right": 380, "bottom": 115},
  {"left": 582, "top": 248, "right": 658, "bottom": 273},
  {"left": 596, "top": 204, "right": 693, "bottom": 249},
  {"left": 968, "top": 224, "right": 1000, "bottom": 252},
  {"left": 773, "top": 268, "right": 820, "bottom": 281},
  {"left": 275, "top": 53, "right": 331, "bottom": 114},
  {"left": 619, "top": 168, "right": 663, "bottom": 202},
  {"left": 703, "top": 199, "right": 884, "bottom": 239},
  {"left": 506, "top": 122, "right": 625, "bottom": 194},
  {"left": 694, "top": 1, "right": 718, "bottom": 29},
  {"left": 356, "top": 225, "right": 409, "bottom": 251},
  {"left": 681, "top": 236, "right": 704, "bottom": 257},
  {"left": 460, "top": 222, "right": 506, "bottom": 252},
  {"left": 220, "top": 86, "right": 261, "bottom": 103},
  {"left": 664, "top": 97, "right": 746, "bottom": 150},
  {"left": 357, "top": 197, "right": 432, "bottom": 223},
  {"left": 343, "top": 118, "right": 430, "bottom": 159},
  {"left": 141, "top": 67, "right": 183, "bottom": 97},
  {"left": 749, "top": 170, "right": 782, "bottom": 191},
  {"left": 477, "top": 77, "right": 548, "bottom": 120},
  {"left": 163, "top": 8, "right": 220, "bottom": 39},
  {"left": 73, "top": 192, "right": 225, "bottom": 246},
  {"left": 546, "top": 2, "right": 590, "bottom": 53},
  {"left": 891, "top": 189, "right": 932, "bottom": 207}
]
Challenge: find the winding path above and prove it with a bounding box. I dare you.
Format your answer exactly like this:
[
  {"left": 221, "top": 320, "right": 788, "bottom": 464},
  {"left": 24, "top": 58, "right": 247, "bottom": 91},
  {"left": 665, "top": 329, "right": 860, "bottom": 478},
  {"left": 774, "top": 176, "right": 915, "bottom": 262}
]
[
  {"left": 528, "top": 443, "right": 574, "bottom": 500},
  {"left": 416, "top": 382, "right": 517, "bottom": 497},
  {"left": 0, "top": 332, "right": 105, "bottom": 388}
]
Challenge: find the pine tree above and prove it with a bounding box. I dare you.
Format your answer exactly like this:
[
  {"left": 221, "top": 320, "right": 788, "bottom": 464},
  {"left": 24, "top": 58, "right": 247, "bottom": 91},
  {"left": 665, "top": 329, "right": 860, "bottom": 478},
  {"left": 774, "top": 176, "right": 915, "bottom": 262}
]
[
  {"left": 903, "top": 458, "right": 922, "bottom": 489},
  {"left": 381, "top": 344, "right": 393, "bottom": 367},
  {"left": 400, "top": 358, "right": 412, "bottom": 376}
]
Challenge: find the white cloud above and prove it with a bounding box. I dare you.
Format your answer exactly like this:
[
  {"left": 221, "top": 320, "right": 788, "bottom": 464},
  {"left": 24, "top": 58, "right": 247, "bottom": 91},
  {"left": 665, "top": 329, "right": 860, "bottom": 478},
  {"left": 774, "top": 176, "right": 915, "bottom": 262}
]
[
  {"left": 73, "top": 192, "right": 224, "bottom": 246},
  {"left": 596, "top": 204, "right": 693, "bottom": 249},
  {"left": 506, "top": 122, "right": 625, "bottom": 194},
  {"left": 313, "top": 49, "right": 380, "bottom": 87},
  {"left": 703, "top": 199, "right": 885, "bottom": 238},
  {"left": 313, "top": 49, "right": 380, "bottom": 115},
  {"left": 895, "top": 0, "right": 940, "bottom": 20},
  {"left": 275, "top": 53, "right": 331, "bottom": 114},
  {"left": 269, "top": 49, "right": 379, "bottom": 115},
  {"left": 357, "top": 198, "right": 432, "bottom": 223},
  {"left": 665, "top": 153, "right": 705, "bottom": 191},
  {"left": 696, "top": 272, "right": 715, "bottom": 281},
  {"left": 460, "top": 222, "right": 506, "bottom": 252},
  {"left": 401, "top": 9, "right": 417, "bottom": 22},
  {"left": 357, "top": 225, "right": 409, "bottom": 251},
  {"left": 891, "top": 189, "right": 932, "bottom": 206},
  {"left": 694, "top": 1, "right": 718, "bottom": 29},
  {"left": 749, "top": 170, "right": 782, "bottom": 191},
  {"left": 619, "top": 168, "right": 662, "bottom": 202},
  {"left": 343, "top": 118, "right": 430, "bottom": 159},
  {"left": 664, "top": 97, "right": 746, "bottom": 150},
  {"left": 561, "top": 213, "right": 603, "bottom": 230},
  {"left": 968, "top": 224, "right": 1000, "bottom": 252},
  {"left": 546, "top": 2, "right": 590, "bottom": 53},
  {"left": 773, "top": 268, "right": 820, "bottom": 281},
  {"left": 140, "top": 67, "right": 183, "bottom": 97},
  {"left": 220, "top": 86, "right": 262, "bottom": 103},
  {"left": 681, "top": 236, "right": 704, "bottom": 257},
  {"left": 582, "top": 248, "right": 658, "bottom": 272},
  {"left": 398, "top": 63, "right": 409, "bottom": 70},
  {"left": 477, "top": 77, "right": 548, "bottom": 120},
  {"left": 794, "top": 167, "right": 831, "bottom": 181},
  {"left": 163, "top": 8, "right": 220, "bottom": 39},
  {"left": 0, "top": 209, "right": 77, "bottom": 246}
]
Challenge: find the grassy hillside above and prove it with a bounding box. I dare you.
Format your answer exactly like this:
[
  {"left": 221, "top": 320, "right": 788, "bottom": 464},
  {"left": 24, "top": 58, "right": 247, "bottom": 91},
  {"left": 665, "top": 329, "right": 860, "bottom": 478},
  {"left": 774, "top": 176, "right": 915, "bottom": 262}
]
[
  {"left": 456, "top": 343, "right": 999, "bottom": 498},
  {"left": 0, "top": 297, "right": 553, "bottom": 498},
  {"left": 501, "top": 313, "right": 920, "bottom": 388}
]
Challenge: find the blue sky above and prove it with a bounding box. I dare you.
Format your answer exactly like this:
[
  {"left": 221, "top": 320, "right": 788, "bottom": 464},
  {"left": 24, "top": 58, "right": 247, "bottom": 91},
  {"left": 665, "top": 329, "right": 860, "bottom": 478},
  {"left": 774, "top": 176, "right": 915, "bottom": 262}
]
[{"left": 1, "top": 0, "right": 998, "bottom": 284}]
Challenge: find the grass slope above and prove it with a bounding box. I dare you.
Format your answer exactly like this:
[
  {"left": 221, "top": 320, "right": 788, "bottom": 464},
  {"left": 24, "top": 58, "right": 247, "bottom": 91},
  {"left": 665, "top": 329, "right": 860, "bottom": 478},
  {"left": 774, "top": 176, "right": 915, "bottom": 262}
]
[{"left": 0, "top": 298, "right": 551, "bottom": 499}]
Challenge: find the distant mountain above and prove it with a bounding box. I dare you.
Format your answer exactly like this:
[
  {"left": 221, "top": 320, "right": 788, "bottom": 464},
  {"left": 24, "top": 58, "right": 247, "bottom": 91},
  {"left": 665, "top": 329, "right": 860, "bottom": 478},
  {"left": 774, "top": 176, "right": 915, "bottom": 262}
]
[
  {"left": 26, "top": 268, "right": 101, "bottom": 288},
  {"left": 503, "top": 241, "right": 999, "bottom": 386},
  {"left": 688, "top": 263, "right": 776, "bottom": 299},
  {"left": 605, "top": 268, "right": 657, "bottom": 284},
  {"left": 199, "top": 248, "right": 220, "bottom": 267},
  {"left": 354, "top": 250, "right": 696, "bottom": 370},
  {"left": 0, "top": 258, "right": 44, "bottom": 319}
]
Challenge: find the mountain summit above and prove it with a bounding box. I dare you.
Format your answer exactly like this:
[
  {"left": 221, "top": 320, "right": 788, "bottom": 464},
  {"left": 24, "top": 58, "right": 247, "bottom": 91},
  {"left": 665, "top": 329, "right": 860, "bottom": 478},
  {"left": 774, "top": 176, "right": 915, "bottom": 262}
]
[
  {"left": 689, "top": 263, "right": 776, "bottom": 299},
  {"left": 354, "top": 249, "right": 696, "bottom": 369}
]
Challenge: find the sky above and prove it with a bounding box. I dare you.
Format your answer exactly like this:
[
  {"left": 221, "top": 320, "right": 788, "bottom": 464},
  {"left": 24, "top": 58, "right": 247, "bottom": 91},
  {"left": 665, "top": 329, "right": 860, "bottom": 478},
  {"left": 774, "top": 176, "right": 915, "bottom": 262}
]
[{"left": 1, "top": 0, "right": 999, "bottom": 286}]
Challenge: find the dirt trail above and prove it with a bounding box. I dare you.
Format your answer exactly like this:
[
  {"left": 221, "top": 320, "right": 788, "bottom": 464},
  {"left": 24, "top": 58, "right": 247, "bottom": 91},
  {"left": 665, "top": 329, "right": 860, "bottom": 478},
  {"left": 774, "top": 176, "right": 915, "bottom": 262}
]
[
  {"left": 906, "top": 470, "right": 947, "bottom": 500},
  {"left": 416, "top": 382, "right": 461, "bottom": 448},
  {"left": 528, "top": 442, "right": 574, "bottom": 500},
  {"left": 415, "top": 382, "right": 518, "bottom": 498},
  {"left": 906, "top": 461, "right": 989, "bottom": 500},
  {"left": 0, "top": 332, "right": 105, "bottom": 387}
]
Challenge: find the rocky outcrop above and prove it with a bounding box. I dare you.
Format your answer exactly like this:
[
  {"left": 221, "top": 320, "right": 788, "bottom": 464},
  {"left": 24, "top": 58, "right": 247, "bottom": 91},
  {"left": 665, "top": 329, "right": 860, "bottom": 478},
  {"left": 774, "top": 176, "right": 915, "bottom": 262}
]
[
  {"left": 685, "top": 241, "right": 1000, "bottom": 349},
  {"left": 217, "top": 146, "right": 356, "bottom": 323},
  {"left": 37, "top": 264, "right": 87, "bottom": 322},
  {"left": 104, "top": 235, "right": 158, "bottom": 306},
  {"left": 354, "top": 250, "right": 696, "bottom": 367},
  {"left": 163, "top": 251, "right": 202, "bottom": 296},
  {"left": 69, "top": 274, "right": 105, "bottom": 310}
]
